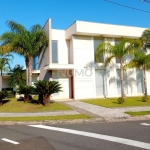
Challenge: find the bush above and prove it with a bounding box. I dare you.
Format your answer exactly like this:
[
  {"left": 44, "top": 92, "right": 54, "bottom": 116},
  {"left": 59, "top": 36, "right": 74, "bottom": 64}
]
[
  {"left": 0, "top": 91, "right": 7, "bottom": 105},
  {"left": 142, "top": 96, "right": 148, "bottom": 102},
  {"left": 117, "top": 97, "right": 124, "bottom": 104},
  {"left": 34, "top": 80, "right": 62, "bottom": 106},
  {"left": 6, "top": 90, "right": 15, "bottom": 98},
  {"left": 17, "top": 85, "right": 35, "bottom": 102}
]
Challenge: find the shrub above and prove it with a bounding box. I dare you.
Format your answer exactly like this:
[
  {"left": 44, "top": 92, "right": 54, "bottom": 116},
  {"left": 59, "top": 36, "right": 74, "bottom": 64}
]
[
  {"left": 142, "top": 96, "right": 148, "bottom": 102},
  {"left": 17, "top": 85, "right": 35, "bottom": 102},
  {"left": 34, "top": 80, "right": 62, "bottom": 106},
  {"left": 117, "top": 97, "right": 124, "bottom": 104},
  {"left": 0, "top": 91, "right": 7, "bottom": 105}
]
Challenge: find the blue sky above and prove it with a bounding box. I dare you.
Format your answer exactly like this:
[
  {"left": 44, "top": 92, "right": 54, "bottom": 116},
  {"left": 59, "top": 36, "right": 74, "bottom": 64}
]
[{"left": 0, "top": 0, "right": 150, "bottom": 68}]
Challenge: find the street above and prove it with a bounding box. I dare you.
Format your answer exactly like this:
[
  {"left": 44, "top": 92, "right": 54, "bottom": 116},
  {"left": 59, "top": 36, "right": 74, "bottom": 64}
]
[{"left": 0, "top": 120, "right": 150, "bottom": 150}]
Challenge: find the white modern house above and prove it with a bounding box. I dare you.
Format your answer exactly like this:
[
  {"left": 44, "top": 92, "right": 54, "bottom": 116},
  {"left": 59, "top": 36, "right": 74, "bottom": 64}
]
[{"left": 2, "top": 19, "right": 149, "bottom": 100}]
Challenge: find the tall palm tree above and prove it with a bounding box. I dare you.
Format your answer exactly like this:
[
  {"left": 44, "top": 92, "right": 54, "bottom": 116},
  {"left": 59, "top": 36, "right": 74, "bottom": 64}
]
[
  {"left": 124, "top": 50, "right": 150, "bottom": 99},
  {"left": 0, "top": 53, "right": 13, "bottom": 76},
  {"left": 96, "top": 39, "right": 140, "bottom": 99},
  {"left": 0, "top": 21, "right": 48, "bottom": 85}
]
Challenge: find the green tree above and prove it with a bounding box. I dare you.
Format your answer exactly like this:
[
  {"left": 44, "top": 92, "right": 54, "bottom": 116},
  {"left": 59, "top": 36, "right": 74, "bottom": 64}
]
[
  {"left": 8, "top": 66, "right": 26, "bottom": 88},
  {"left": 0, "top": 20, "right": 48, "bottom": 85},
  {"left": 0, "top": 53, "right": 13, "bottom": 76},
  {"left": 124, "top": 50, "right": 150, "bottom": 101},
  {"left": 96, "top": 39, "right": 140, "bottom": 101}
]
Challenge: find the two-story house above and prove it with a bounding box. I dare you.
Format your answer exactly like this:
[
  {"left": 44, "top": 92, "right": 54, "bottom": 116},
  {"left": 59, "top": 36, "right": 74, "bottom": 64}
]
[{"left": 31, "top": 19, "right": 149, "bottom": 100}]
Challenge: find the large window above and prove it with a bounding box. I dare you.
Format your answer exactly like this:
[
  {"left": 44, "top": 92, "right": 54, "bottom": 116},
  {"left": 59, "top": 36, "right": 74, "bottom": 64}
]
[
  {"left": 95, "top": 69, "right": 106, "bottom": 96},
  {"left": 94, "top": 38, "right": 104, "bottom": 63},
  {"left": 136, "top": 69, "right": 144, "bottom": 94},
  {"left": 116, "top": 69, "right": 127, "bottom": 95},
  {"left": 52, "top": 40, "right": 58, "bottom": 63}
]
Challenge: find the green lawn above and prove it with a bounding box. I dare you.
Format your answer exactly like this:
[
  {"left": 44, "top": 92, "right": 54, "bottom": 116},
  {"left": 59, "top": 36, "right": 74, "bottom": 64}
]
[
  {"left": 0, "top": 97, "right": 71, "bottom": 112},
  {"left": 82, "top": 96, "right": 150, "bottom": 108},
  {"left": 0, "top": 114, "right": 91, "bottom": 121},
  {"left": 126, "top": 111, "right": 150, "bottom": 116}
]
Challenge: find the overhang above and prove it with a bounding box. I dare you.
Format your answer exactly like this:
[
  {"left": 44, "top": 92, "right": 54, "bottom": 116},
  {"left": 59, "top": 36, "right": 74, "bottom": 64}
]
[
  {"left": 65, "top": 20, "right": 146, "bottom": 39},
  {"left": 44, "top": 64, "right": 74, "bottom": 70},
  {"left": 32, "top": 70, "right": 40, "bottom": 74}
]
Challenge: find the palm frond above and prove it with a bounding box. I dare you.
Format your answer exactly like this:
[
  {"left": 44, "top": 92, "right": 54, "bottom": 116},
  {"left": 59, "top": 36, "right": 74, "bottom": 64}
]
[{"left": 104, "top": 55, "right": 115, "bottom": 67}]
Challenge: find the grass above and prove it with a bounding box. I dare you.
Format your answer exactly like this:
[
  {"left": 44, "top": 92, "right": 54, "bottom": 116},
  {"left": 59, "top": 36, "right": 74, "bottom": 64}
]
[
  {"left": 82, "top": 96, "right": 150, "bottom": 108},
  {"left": 0, "top": 97, "right": 71, "bottom": 112},
  {"left": 126, "top": 111, "right": 150, "bottom": 116},
  {"left": 0, "top": 114, "right": 91, "bottom": 121}
]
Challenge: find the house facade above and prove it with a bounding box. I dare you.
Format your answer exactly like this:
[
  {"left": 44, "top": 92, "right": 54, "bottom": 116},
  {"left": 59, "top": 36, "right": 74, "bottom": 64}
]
[
  {"left": 2, "top": 19, "right": 148, "bottom": 100},
  {"left": 31, "top": 19, "right": 150, "bottom": 100}
]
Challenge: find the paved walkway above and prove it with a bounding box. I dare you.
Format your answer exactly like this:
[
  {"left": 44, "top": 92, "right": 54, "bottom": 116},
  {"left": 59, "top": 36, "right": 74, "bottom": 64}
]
[{"left": 65, "top": 101, "right": 150, "bottom": 119}]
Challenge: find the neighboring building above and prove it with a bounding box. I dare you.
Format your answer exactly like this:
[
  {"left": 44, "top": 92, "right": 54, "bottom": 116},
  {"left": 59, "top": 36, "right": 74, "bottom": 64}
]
[{"left": 2, "top": 19, "right": 148, "bottom": 100}]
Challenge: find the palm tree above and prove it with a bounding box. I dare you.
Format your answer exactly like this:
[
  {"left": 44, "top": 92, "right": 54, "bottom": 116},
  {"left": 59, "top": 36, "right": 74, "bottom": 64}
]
[
  {"left": 0, "top": 20, "right": 48, "bottom": 85},
  {"left": 124, "top": 50, "right": 150, "bottom": 101},
  {"left": 8, "top": 66, "right": 26, "bottom": 88},
  {"left": 96, "top": 39, "right": 140, "bottom": 100},
  {"left": 141, "top": 29, "right": 150, "bottom": 49},
  {"left": 0, "top": 53, "right": 13, "bottom": 76}
]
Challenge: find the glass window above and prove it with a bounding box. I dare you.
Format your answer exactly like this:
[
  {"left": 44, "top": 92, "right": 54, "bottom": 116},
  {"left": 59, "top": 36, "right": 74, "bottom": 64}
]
[
  {"left": 52, "top": 40, "right": 58, "bottom": 63},
  {"left": 94, "top": 39, "right": 104, "bottom": 63},
  {"left": 115, "top": 40, "right": 126, "bottom": 63},
  {"left": 136, "top": 69, "right": 144, "bottom": 94},
  {"left": 95, "top": 69, "right": 106, "bottom": 96}
]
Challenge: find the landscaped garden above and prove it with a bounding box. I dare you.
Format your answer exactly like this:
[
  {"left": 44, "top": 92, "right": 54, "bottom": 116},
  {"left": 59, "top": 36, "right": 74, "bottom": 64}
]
[
  {"left": 0, "top": 97, "right": 71, "bottom": 112},
  {"left": 82, "top": 96, "right": 150, "bottom": 108},
  {"left": 0, "top": 97, "right": 91, "bottom": 121}
]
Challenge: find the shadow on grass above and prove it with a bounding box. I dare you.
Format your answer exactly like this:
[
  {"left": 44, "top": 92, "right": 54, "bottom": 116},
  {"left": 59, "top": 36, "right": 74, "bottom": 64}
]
[
  {"left": 2, "top": 99, "right": 11, "bottom": 105},
  {"left": 112, "top": 102, "right": 118, "bottom": 104},
  {"left": 137, "top": 99, "right": 143, "bottom": 102},
  {"left": 29, "top": 99, "right": 39, "bottom": 105}
]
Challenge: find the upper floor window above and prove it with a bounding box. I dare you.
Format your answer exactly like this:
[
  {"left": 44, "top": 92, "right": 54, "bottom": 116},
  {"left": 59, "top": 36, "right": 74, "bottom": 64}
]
[
  {"left": 52, "top": 40, "right": 58, "bottom": 63},
  {"left": 94, "top": 38, "right": 104, "bottom": 63},
  {"left": 115, "top": 40, "right": 126, "bottom": 63}
]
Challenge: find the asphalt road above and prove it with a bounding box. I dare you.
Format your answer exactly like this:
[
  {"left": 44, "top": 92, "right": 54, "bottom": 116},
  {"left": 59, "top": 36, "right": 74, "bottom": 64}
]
[{"left": 0, "top": 120, "right": 150, "bottom": 150}]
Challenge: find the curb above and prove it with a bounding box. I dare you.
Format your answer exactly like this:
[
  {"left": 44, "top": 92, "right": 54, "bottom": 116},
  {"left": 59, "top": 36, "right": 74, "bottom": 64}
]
[
  {"left": 0, "top": 115, "right": 150, "bottom": 125},
  {"left": 0, "top": 118, "right": 105, "bottom": 125}
]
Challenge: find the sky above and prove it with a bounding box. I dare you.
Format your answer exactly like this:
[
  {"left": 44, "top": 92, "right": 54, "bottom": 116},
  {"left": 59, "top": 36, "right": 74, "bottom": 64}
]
[{"left": 0, "top": 0, "right": 150, "bottom": 68}]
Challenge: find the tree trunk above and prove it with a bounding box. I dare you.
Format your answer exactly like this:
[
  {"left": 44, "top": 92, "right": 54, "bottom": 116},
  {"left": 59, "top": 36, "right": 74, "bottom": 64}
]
[
  {"left": 143, "top": 67, "right": 147, "bottom": 97},
  {"left": 38, "top": 94, "right": 44, "bottom": 105},
  {"left": 120, "top": 58, "right": 125, "bottom": 98},
  {"left": 43, "top": 94, "right": 50, "bottom": 106},
  {"left": 28, "top": 56, "right": 32, "bottom": 85},
  {"left": 24, "top": 94, "right": 29, "bottom": 102},
  {"left": 25, "top": 58, "right": 29, "bottom": 85}
]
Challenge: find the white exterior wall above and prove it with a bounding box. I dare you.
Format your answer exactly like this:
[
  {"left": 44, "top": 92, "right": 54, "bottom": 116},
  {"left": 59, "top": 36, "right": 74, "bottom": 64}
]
[
  {"left": 73, "top": 36, "right": 95, "bottom": 99},
  {"left": 2, "top": 77, "right": 9, "bottom": 89},
  {"left": 51, "top": 29, "right": 70, "bottom": 99}
]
